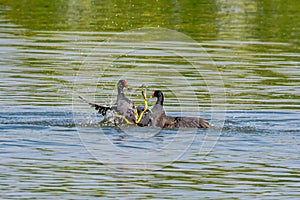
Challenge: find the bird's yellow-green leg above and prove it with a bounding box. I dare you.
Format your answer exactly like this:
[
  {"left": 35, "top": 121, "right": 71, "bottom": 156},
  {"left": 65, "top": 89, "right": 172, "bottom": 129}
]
[
  {"left": 114, "top": 113, "right": 134, "bottom": 125},
  {"left": 142, "top": 87, "right": 152, "bottom": 113},
  {"left": 135, "top": 87, "right": 152, "bottom": 124},
  {"left": 134, "top": 106, "right": 139, "bottom": 120},
  {"left": 142, "top": 88, "right": 148, "bottom": 110}
]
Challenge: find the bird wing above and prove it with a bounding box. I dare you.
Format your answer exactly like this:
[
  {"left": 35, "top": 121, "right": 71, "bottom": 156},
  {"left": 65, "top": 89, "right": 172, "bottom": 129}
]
[
  {"left": 78, "top": 96, "right": 114, "bottom": 116},
  {"left": 176, "top": 117, "right": 210, "bottom": 128}
]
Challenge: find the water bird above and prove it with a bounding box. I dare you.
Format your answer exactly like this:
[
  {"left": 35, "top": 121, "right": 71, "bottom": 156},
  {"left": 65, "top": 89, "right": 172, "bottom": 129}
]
[
  {"left": 150, "top": 90, "right": 210, "bottom": 128},
  {"left": 79, "top": 80, "right": 137, "bottom": 124}
]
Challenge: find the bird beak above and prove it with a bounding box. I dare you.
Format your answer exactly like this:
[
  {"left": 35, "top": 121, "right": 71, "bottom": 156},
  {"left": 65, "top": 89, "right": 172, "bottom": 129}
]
[{"left": 123, "top": 80, "right": 128, "bottom": 88}]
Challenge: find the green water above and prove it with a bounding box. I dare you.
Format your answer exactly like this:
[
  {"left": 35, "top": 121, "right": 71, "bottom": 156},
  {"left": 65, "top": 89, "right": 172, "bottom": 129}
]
[{"left": 0, "top": 0, "right": 299, "bottom": 199}]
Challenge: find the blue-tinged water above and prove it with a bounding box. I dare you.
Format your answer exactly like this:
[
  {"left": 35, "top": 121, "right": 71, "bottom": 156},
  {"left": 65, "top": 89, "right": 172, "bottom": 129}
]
[
  {"left": 1, "top": 106, "right": 299, "bottom": 199},
  {"left": 1, "top": 1, "right": 300, "bottom": 198}
]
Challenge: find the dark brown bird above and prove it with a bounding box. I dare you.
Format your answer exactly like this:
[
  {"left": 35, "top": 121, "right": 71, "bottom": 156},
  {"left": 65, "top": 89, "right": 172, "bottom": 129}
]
[
  {"left": 150, "top": 90, "right": 210, "bottom": 128},
  {"left": 115, "top": 80, "right": 136, "bottom": 121},
  {"left": 79, "top": 80, "right": 136, "bottom": 124}
]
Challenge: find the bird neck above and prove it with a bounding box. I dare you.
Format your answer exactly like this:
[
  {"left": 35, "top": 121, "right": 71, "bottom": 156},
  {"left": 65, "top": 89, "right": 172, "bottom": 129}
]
[
  {"left": 117, "top": 86, "right": 125, "bottom": 98},
  {"left": 156, "top": 94, "right": 164, "bottom": 106}
]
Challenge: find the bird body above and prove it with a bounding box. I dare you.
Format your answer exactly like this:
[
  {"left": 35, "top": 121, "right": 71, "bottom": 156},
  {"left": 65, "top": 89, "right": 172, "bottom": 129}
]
[
  {"left": 79, "top": 80, "right": 136, "bottom": 125},
  {"left": 115, "top": 80, "right": 136, "bottom": 122},
  {"left": 150, "top": 90, "right": 210, "bottom": 128}
]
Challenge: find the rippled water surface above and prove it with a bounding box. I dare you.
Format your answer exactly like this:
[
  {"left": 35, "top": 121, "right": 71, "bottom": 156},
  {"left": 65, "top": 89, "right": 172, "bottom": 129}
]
[{"left": 1, "top": 0, "right": 300, "bottom": 199}]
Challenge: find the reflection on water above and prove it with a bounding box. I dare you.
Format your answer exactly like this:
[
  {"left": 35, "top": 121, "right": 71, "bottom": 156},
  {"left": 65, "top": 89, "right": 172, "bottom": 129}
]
[
  {"left": 1, "top": 30, "right": 299, "bottom": 110},
  {"left": 215, "top": 0, "right": 258, "bottom": 39},
  {"left": 1, "top": 0, "right": 300, "bottom": 199}
]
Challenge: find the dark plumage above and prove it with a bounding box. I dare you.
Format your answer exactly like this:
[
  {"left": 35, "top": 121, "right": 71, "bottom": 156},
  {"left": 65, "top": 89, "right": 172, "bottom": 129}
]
[
  {"left": 79, "top": 80, "right": 136, "bottom": 124},
  {"left": 115, "top": 80, "right": 136, "bottom": 122},
  {"left": 135, "top": 105, "right": 152, "bottom": 127},
  {"left": 151, "top": 90, "right": 210, "bottom": 128},
  {"left": 78, "top": 95, "right": 113, "bottom": 116}
]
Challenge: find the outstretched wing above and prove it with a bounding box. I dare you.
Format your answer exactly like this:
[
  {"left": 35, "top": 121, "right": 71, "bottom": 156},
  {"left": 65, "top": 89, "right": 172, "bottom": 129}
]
[{"left": 78, "top": 96, "right": 115, "bottom": 116}]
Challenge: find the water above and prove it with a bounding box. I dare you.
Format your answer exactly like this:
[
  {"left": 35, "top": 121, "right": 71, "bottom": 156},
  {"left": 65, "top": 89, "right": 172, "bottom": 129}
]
[{"left": 1, "top": 0, "right": 300, "bottom": 199}]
